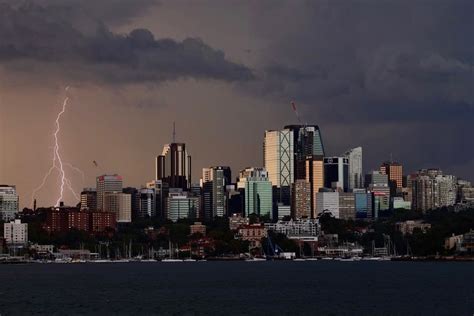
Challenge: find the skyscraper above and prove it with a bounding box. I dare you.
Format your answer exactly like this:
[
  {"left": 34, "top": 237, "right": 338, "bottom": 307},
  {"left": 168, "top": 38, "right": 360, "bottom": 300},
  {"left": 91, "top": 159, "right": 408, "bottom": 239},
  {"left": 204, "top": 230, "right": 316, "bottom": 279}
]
[
  {"left": 156, "top": 143, "right": 191, "bottom": 190},
  {"left": 344, "top": 147, "right": 363, "bottom": 190},
  {"left": 0, "top": 185, "right": 19, "bottom": 221},
  {"left": 96, "top": 175, "right": 123, "bottom": 211},
  {"left": 138, "top": 188, "right": 156, "bottom": 218},
  {"left": 80, "top": 188, "right": 97, "bottom": 210},
  {"left": 264, "top": 129, "right": 294, "bottom": 204},
  {"left": 284, "top": 125, "right": 325, "bottom": 180},
  {"left": 291, "top": 180, "right": 311, "bottom": 219},
  {"left": 202, "top": 166, "right": 231, "bottom": 220},
  {"left": 411, "top": 169, "right": 457, "bottom": 212},
  {"left": 239, "top": 168, "right": 273, "bottom": 219},
  {"left": 324, "top": 157, "right": 349, "bottom": 192},
  {"left": 165, "top": 189, "right": 200, "bottom": 222},
  {"left": 380, "top": 161, "right": 403, "bottom": 195},
  {"left": 305, "top": 155, "right": 324, "bottom": 217},
  {"left": 366, "top": 171, "right": 390, "bottom": 217},
  {"left": 104, "top": 192, "right": 131, "bottom": 223}
]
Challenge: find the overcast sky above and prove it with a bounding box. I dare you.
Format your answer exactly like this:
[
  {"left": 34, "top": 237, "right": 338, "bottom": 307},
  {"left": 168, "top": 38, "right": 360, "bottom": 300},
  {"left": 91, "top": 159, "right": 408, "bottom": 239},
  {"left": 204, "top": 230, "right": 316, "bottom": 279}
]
[{"left": 0, "top": 0, "right": 472, "bottom": 208}]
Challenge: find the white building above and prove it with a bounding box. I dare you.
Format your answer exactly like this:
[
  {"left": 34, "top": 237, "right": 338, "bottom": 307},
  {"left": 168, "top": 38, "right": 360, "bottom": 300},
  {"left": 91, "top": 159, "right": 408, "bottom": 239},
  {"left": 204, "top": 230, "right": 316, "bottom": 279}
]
[
  {"left": 344, "top": 147, "right": 363, "bottom": 190},
  {"left": 0, "top": 185, "right": 19, "bottom": 221},
  {"left": 104, "top": 192, "right": 131, "bottom": 223},
  {"left": 265, "top": 219, "right": 320, "bottom": 240},
  {"left": 4, "top": 219, "right": 28, "bottom": 246},
  {"left": 316, "top": 192, "right": 340, "bottom": 218},
  {"left": 96, "top": 175, "right": 123, "bottom": 211},
  {"left": 264, "top": 129, "right": 294, "bottom": 188}
]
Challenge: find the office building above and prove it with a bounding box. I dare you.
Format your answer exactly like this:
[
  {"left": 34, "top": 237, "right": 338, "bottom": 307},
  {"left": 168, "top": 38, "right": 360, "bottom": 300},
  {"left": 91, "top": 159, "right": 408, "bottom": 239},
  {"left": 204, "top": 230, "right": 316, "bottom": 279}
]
[
  {"left": 284, "top": 124, "right": 325, "bottom": 180},
  {"left": 264, "top": 129, "right": 294, "bottom": 204},
  {"left": 138, "top": 188, "right": 156, "bottom": 218},
  {"left": 344, "top": 147, "right": 363, "bottom": 190},
  {"left": 366, "top": 171, "right": 390, "bottom": 217},
  {"left": 241, "top": 169, "right": 273, "bottom": 219},
  {"left": 104, "top": 192, "right": 131, "bottom": 223},
  {"left": 202, "top": 166, "right": 231, "bottom": 220},
  {"left": 339, "top": 192, "right": 356, "bottom": 220},
  {"left": 96, "top": 175, "right": 123, "bottom": 211},
  {"left": 165, "top": 189, "right": 200, "bottom": 222},
  {"left": 305, "top": 155, "right": 324, "bottom": 217},
  {"left": 324, "top": 157, "right": 349, "bottom": 192},
  {"left": 80, "top": 188, "right": 97, "bottom": 210},
  {"left": 291, "top": 180, "right": 311, "bottom": 219},
  {"left": 156, "top": 143, "right": 191, "bottom": 190},
  {"left": 237, "top": 167, "right": 268, "bottom": 189},
  {"left": 4, "top": 219, "right": 28, "bottom": 246},
  {"left": 146, "top": 180, "right": 169, "bottom": 218},
  {"left": 380, "top": 161, "right": 403, "bottom": 195},
  {"left": 354, "top": 190, "right": 373, "bottom": 219},
  {"left": 0, "top": 185, "right": 19, "bottom": 221},
  {"left": 316, "top": 191, "right": 340, "bottom": 218}
]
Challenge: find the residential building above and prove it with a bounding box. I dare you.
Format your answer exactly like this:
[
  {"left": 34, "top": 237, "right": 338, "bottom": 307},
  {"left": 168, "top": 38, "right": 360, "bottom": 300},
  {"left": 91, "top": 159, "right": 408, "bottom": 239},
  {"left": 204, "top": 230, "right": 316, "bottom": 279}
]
[
  {"left": 291, "top": 180, "right": 311, "bottom": 219},
  {"left": 0, "top": 185, "right": 19, "bottom": 221},
  {"left": 4, "top": 219, "right": 28, "bottom": 246},
  {"left": 265, "top": 219, "right": 320, "bottom": 240},
  {"left": 411, "top": 169, "right": 457, "bottom": 212},
  {"left": 395, "top": 220, "right": 431, "bottom": 235}
]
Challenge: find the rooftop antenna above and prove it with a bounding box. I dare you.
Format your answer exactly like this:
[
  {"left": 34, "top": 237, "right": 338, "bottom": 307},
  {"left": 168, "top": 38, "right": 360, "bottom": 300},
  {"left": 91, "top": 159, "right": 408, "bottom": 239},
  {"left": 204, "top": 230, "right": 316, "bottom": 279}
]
[{"left": 173, "top": 122, "right": 176, "bottom": 143}]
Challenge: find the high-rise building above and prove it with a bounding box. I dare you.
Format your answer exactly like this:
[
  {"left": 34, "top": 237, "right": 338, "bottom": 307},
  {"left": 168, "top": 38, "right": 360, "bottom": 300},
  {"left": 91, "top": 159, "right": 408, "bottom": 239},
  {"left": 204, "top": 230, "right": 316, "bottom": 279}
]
[
  {"left": 305, "top": 155, "right": 324, "bottom": 217},
  {"left": 96, "top": 175, "right": 123, "bottom": 211},
  {"left": 4, "top": 219, "right": 28, "bottom": 247},
  {"left": 324, "top": 157, "right": 349, "bottom": 192},
  {"left": 380, "top": 161, "right": 403, "bottom": 195},
  {"left": 0, "top": 185, "right": 19, "bottom": 221},
  {"left": 411, "top": 169, "right": 457, "bottom": 212},
  {"left": 202, "top": 166, "right": 230, "bottom": 220},
  {"left": 339, "top": 192, "right": 356, "bottom": 220},
  {"left": 80, "top": 188, "right": 97, "bottom": 210},
  {"left": 146, "top": 180, "right": 169, "bottom": 219},
  {"left": 138, "top": 188, "right": 156, "bottom": 218},
  {"left": 122, "top": 187, "right": 140, "bottom": 219},
  {"left": 237, "top": 167, "right": 268, "bottom": 189},
  {"left": 104, "top": 192, "right": 131, "bottom": 223},
  {"left": 264, "top": 129, "right": 294, "bottom": 204},
  {"left": 165, "top": 189, "right": 200, "bottom": 222},
  {"left": 344, "top": 147, "right": 363, "bottom": 190},
  {"left": 291, "top": 180, "right": 311, "bottom": 219},
  {"left": 156, "top": 143, "right": 191, "bottom": 190},
  {"left": 284, "top": 125, "right": 325, "bottom": 180},
  {"left": 242, "top": 170, "right": 273, "bottom": 219},
  {"left": 366, "top": 171, "right": 390, "bottom": 217},
  {"left": 354, "top": 189, "right": 373, "bottom": 219}
]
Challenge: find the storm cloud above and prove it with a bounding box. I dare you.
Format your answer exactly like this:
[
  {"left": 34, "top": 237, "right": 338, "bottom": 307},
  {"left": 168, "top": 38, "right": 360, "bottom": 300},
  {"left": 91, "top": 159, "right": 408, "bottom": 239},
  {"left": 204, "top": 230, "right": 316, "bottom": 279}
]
[{"left": 0, "top": 1, "right": 253, "bottom": 84}]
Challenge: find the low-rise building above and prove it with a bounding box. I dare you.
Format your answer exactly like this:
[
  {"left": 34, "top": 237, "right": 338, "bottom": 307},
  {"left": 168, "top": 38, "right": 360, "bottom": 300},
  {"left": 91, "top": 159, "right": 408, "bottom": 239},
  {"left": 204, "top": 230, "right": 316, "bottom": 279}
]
[
  {"left": 265, "top": 219, "right": 320, "bottom": 241},
  {"left": 190, "top": 222, "right": 206, "bottom": 236},
  {"left": 395, "top": 220, "right": 431, "bottom": 235},
  {"left": 229, "top": 213, "right": 249, "bottom": 230},
  {"left": 236, "top": 224, "right": 267, "bottom": 249}
]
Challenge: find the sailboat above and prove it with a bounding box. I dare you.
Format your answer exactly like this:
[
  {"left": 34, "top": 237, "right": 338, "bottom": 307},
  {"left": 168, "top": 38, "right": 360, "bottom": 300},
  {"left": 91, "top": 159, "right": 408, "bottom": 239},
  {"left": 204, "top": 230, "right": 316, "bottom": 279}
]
[{"left": 162, "top": 241, "right": 183, "bottom": 262}]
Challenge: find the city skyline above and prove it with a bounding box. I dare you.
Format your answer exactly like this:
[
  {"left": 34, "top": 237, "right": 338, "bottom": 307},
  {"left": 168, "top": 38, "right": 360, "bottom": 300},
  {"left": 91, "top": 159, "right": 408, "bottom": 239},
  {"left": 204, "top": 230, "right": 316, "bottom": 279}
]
[{"left": 0, "top": 1, "right": 473, "bottom": 208}]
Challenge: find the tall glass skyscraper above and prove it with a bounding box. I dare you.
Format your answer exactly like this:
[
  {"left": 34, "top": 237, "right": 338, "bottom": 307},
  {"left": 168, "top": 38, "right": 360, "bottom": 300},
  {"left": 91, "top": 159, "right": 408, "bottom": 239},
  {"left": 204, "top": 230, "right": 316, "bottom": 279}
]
[
  {"left": 264, "top": 129, "right": 294, "bottom": 204},
  {"left": 156, "top": 143, "right": 191, "bottom": 190},
  {"left": 324, "top": 157, "right": 349, "bottom": 192},
  {"left": 284, "top": 125, "right": 325, "bottom": 180},
  {"left": 344, "top": 147, "right": 363, "bottom": 190}
]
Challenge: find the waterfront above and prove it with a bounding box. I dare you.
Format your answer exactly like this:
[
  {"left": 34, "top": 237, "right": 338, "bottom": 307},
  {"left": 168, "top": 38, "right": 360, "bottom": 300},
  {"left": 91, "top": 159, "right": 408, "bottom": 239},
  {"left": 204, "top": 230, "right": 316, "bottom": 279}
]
[{"left": 0, "top": 261, "right": 472, "bottom": 315}]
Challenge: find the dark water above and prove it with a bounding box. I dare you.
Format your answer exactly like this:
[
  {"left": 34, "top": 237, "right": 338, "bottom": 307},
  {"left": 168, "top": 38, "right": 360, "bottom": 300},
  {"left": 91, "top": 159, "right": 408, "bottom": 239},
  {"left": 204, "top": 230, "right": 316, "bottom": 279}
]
[{"left": 0, "top": 261, "right": 473, "bottom": 315}]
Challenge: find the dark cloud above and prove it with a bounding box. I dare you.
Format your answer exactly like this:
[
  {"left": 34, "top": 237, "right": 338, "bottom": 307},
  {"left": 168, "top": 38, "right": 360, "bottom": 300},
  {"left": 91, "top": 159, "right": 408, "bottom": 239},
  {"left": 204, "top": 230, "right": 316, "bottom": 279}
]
[{"left": 0, "top": 1, "right": 253, "bottom": 84}]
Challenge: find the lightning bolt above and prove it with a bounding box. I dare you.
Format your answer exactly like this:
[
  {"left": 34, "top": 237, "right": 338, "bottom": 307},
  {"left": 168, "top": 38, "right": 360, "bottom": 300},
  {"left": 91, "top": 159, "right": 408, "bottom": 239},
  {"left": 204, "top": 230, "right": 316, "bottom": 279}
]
[{"left": 31, "top": 87, "right": 83, "bottom": 208}]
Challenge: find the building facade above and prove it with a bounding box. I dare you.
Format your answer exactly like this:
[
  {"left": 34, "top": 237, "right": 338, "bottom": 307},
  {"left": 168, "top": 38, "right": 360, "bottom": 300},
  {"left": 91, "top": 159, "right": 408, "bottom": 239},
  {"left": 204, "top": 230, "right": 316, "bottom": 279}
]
[
  {"left": 4, "top": 219, "right": 28, "bottom": 246},
  {"left": 156, "top": 143, "right": 191, "bottom": 190},
  {"left": 344, "top": 147, "right": 363, "bottom": 190},
  {"left": 96, "top": 175, "right": 123, "bottom": 211},
  {"left": 324, "top": 157, "right": 349, "bottom": 192},
  {"left": 0, "top": 185, "right": 19, "bottom": 221},
  {"left": 291, "top": 180, "right": 311, "bottom": 219}
]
